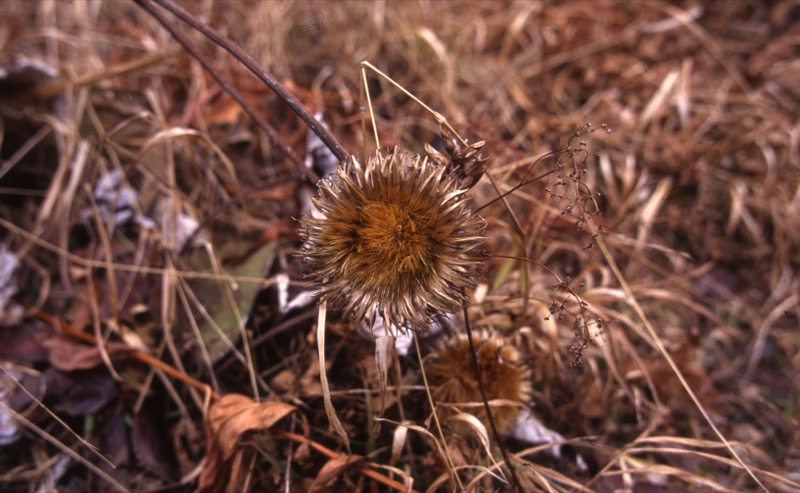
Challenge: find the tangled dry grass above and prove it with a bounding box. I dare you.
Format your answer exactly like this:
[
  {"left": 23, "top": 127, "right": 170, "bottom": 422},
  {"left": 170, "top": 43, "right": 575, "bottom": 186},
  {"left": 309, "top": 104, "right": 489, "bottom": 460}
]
[{"left": 1, "top": 1, "right": 798, "bottom": 492}]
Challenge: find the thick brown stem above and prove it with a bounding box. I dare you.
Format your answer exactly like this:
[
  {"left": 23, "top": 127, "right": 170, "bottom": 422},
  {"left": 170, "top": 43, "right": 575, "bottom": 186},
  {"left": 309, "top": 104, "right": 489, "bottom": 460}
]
[{"left": 141, "top": 0, "right": 350, "bottom": 166}]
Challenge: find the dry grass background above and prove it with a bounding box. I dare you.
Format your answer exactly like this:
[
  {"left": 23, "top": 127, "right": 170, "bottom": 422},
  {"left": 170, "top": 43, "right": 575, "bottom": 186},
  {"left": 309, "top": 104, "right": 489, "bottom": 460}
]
[{"left": 0, "top": 1, "right": 798, "bottom": 492}]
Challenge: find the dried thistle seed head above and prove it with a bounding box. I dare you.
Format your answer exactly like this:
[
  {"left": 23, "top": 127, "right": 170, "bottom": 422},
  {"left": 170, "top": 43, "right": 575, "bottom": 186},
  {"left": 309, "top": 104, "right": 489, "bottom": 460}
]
[
  {"left": 298, "top": 147, "right": 486, "bottom": 333},
  {"left": 426, "top": 330, "right": 532, "bottom": 434}
]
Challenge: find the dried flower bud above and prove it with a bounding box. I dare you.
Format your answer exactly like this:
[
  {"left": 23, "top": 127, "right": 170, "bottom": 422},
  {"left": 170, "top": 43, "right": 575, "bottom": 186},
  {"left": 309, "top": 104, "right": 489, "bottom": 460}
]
[
  {"left": 427, "top": 331, "right": 532, "bottom": 434},
  {"left": 424, "top": 124, "right": 489, "bottom": 188},
  {"left": 298, "top": 147, "right": 486, "bottom": 333}
]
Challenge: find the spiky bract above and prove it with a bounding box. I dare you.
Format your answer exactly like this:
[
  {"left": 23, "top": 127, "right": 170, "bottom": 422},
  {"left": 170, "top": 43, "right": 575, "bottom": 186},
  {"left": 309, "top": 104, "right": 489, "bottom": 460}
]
[
  {"left": 427, "top": 331, "right": 532, "bottom": 434},
  {"left": 299, "top": 148, "right": 486, "bottom": 333}
]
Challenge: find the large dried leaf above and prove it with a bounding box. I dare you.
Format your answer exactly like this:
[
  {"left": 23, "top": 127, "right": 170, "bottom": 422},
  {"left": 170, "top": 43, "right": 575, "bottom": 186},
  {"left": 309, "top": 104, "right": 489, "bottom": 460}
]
[
  {"left": 0, "top": 321, "right": 53, "bottom": 364},
  {"left": 197, "top": 394, "right": 301, "bottom": 493},
  {"left": 43, "top": 367, "right": 117, "bottom": 416},
  {"left": 187, "top": 240, "right": 275, "bottom": 361}
]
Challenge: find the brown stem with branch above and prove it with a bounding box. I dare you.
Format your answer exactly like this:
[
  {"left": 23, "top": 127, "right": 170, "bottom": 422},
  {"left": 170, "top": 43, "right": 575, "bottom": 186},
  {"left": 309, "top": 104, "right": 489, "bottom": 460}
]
[
  {"left": 137, "top": 0, "right": 350, "bottom": 165},
  {"left": 133, "top": 0, "right": 316, "bottom": 184},
  {"left": 29, "top": 305, "right": 220, "bottom": 400},
  {"left": 274, "top": 429, "right": 421, "bottom": 493}
]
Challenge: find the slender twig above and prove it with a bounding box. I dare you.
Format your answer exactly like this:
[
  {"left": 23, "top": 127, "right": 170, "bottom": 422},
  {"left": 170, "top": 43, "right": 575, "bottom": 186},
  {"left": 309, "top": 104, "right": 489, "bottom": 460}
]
[
  {"left": 0, "top": 403, "right": 130, "bottom": 493},
  {"left": 274, "top": 430, "right": 421, "bottom": 493},
  {"left": 461, "top": 295, "right": 523, "bottom": 492},
  {"left": 141, "top": 0, "right": 350, "bottom": 165},
  {"left": 15, "top": 51, "right": 167, "bottom": 102},
  {"left": 28, "top": 305, "right": 221, "bottom": 400},
  {"left": 133, "top": 0, "right": 316, "bottom": 183}
]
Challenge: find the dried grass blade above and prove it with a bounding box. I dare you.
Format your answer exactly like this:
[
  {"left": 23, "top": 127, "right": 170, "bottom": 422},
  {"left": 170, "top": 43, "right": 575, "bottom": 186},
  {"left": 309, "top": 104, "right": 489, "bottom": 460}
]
[
  {"left": 0, "top": 400, "right": 128, "bottom": 492},
  {"left": 316, "top": 300, "right": 351, "bottom": 453},
  {"left": 595, "top": 235, "right": 770, "bottom": 492}
]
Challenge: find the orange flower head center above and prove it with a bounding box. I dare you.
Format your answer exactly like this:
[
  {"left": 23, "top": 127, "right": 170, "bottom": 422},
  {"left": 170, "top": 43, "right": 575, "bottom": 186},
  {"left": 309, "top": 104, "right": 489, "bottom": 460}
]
[{"left": 359, "top": 201, "right": 429, "bottom": 272}]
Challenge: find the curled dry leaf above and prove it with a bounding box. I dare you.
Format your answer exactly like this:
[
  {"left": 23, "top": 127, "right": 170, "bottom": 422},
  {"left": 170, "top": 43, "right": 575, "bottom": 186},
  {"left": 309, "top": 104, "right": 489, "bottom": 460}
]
[
  {"left": 308, "top": 454, "right": 364, "bottom": 493},
  {"left": 43, "top": 334, "right": 136, "bottom": 372},
  {"left": 197, "top": 393, "right": 305, "bottom": 493}
]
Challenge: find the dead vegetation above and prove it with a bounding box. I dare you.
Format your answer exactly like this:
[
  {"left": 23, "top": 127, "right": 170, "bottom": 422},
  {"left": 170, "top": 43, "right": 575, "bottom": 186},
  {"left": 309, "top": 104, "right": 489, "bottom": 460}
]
[{"left": 1, "top": 1, "right": 798, "bottom": 492}]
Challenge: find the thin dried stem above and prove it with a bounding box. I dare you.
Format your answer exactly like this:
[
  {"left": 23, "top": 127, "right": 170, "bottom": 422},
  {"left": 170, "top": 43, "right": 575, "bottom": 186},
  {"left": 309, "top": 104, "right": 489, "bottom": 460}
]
[{"left": 414, "top": 335, "right": 464, "bottom": 492}]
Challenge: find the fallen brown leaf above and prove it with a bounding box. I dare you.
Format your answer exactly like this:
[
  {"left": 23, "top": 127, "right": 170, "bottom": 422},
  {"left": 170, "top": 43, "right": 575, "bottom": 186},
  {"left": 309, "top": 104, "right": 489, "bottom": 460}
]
[
  {"left": 308, "top": 454, "right": 364, "bottom": 493},
  {"left": 0, "top": 321, "right": 54, "bottom": 364},
  {"left": 197, "top": 393, "right": 303, "bottom": 493},
  {"left": 43, "top": 367, "right": 117, "bottom": 416},
  {"left": 43, "top": 334, "right": 135, "bottom": 372}
]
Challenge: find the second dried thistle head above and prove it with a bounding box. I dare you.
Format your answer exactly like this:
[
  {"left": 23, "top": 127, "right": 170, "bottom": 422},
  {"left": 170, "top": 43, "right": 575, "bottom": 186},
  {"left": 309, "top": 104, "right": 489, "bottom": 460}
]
[
  {"left": 426, "top": 330, "right": 532, "bottom": 434},
  {"left": 298, "top": 147, "right": 486, "bottom": 333}
]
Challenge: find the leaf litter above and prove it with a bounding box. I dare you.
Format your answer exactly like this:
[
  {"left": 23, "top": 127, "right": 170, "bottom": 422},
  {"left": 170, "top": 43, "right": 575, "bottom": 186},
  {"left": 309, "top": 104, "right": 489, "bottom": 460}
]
[{"left": 0, "top": 1, "right": 799, "bottom": 492}]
